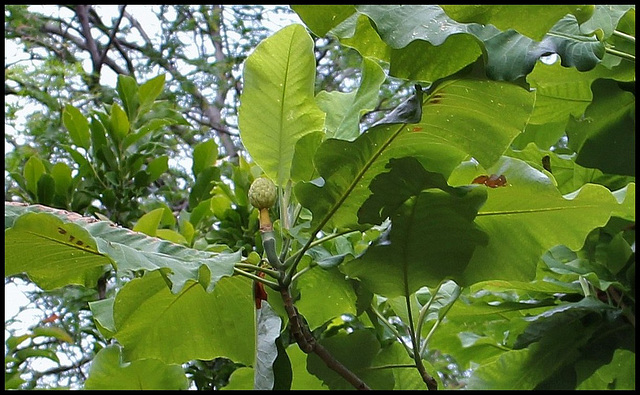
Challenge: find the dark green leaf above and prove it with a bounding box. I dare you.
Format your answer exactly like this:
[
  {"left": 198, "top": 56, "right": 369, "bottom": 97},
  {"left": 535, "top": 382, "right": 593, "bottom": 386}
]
[
  {"left": 306, "top": 329, "right": 393, "bottom": 390},
  {"left": 23, "top": 155, "right": 46, "bottom": 196},
  {"left": 116, "top": 74, "right": 140, "bottom": 121},
  {"left": 567, "top": 79, "right": 635, "bottom": 176},
  {"left": 36, "top": 173, "right": 55, "bottom": 204}
]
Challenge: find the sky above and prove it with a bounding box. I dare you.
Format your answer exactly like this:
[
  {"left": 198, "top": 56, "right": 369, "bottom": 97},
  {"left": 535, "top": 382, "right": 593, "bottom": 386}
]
[{"left": 5, "top": 5, "right": 301, "bottom": 386}]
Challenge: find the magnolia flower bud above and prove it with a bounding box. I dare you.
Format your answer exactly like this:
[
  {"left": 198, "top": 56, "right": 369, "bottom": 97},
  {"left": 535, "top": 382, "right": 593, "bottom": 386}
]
[{"left": 248, "top": 177, "right": 277, "bottom": 209}]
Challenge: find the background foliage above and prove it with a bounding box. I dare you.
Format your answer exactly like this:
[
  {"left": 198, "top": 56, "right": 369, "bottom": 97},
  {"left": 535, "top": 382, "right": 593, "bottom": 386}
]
[{"left": 5, "top": 4, "right": 635, "bottom": 390}]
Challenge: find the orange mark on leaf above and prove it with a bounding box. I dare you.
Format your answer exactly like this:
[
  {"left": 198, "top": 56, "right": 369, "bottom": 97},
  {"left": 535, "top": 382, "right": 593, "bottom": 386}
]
[{"left": 472, "top": 174, "right": 507, "bottom": 188}]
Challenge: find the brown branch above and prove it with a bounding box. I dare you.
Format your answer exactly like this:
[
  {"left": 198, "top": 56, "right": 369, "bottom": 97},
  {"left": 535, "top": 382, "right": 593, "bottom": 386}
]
[
  {"left": 98, "top": 5, "right": 127, "bottom": 70},
  {"left": 40, "top": 21, "right": 128, "bottom": 76},
  {"left": 279, "top": 285, "right": 371, "bottom": 390},
  {"left": 75, "top": 5, "right": 102, "bottom": 75}
]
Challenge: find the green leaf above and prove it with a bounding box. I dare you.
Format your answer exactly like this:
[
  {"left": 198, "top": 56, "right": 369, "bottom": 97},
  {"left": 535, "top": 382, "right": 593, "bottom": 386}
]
[
  {"left": 116, "top": 74, "right": 139, "bottom": 122},
  {"left": 315, "top": 57, "right": 386, "bottom": 140},
  {"left": 507, "top": 144, "right": 634, "bottom": 195},
  {"left": 290, "top": 5, "right": 357, "bottom": 37},
  {"left": 372, "top": 342, "right": 437, "bottom": 390},
  {"left": 224, "top": 367, "right": 255, "bottom": 390},
  {"left": 84, "top": 345, "right": 189, "bottom": 390},
  {"left": 239, "top": 24, "right": 326, "bottom": 186},
  {"left": 114, "top": 272, "right": 255, "bottom": 365},
  {"left": 467, "top": 298, "right": 609, "bottom": 389},
  {"left": 50, "top": 162, "right": 72, "bottom": 197},
  {"left": 32, "top": 326, "right": 74, "bottom": 343},
  {"left": 579, "top": 5, "right": 634, "bottom": 39},
  {"left": 138, "top": 74, "right": 166, "bottom": 111},
  {"left": 110, "top": 102, "right": 130, "bottom": 140},
  {"left": 192, "top": 139, "right": 219, "bottom": 177},
  {"left": 89, "top": 297, "right": 116, "bottom": 338},
  {"left": 567, "top": 79, "right": 635, "bottom": 176},
  {"left": 133, "top": 208, "right": 165, "bottom": 237},
  {"left": 290, "top": 131, "right": 323, "bottom": 182},
  {"left": 343, "top": 158, "right": 488, "bottom": 296},
  {"left": 441, "top": 5, "right": 589, "bottom": 41},
  {"left": 36, "top": 173, "right": 55, "bottom": 204},
  {"left": 155, "top": 229, "right": 188, "bottom": 245},
  {"left": 5, "top": 212, "right": 111, "bottom": 290},
  {"left": 306, "top": 329, "right": 394, "bottom": 390},
  {"left": 295, "top": 266, "right": 357, "bottom": 330},
  {"left": 147, "top": 155, "right": 169, "bottom": 183},
  {"left": 460, "top": 157, "right": 635, "bottom": 285},
  {"left": 23, "top": 155, "right": 46, "bottom": 196},
  {"left": 542, "top": 15, "right": 606, "bottom": 71},
  {"left": 576, "top": 348, "right": 635, "bottom": 390},
  {"left": 63, "top": 104, "right": 91, "bottom": 149},
  {"left": 89, "top": 115, "right": 109, "bottom": 154},
  {"left": 5, "top": 203, "right": 241, "bottom": 294},
  {"left": 189, "top": 166, "right": 220, "bottom": 209},
  {"left": 296, "top": 78, "right": 533, "bottom": 232},
  {"left": 287, "top": 344, "right": 328, "bottom": 389},
  {"left": 300, "top": 5, "right": 607, "bottom": 82}
]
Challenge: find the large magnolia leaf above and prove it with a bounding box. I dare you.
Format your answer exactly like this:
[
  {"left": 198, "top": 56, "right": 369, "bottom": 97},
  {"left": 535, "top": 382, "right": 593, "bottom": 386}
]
[
  {"left": 441, "top": 5, "right": 592, "bottom": 41},
  {"left": 84, "top": 345, "right": 189, "bottom": 390},
  {"left": 295, "top": 78, "right": 534, "bottom": 233},
  {"left": 293, "top": 5, "right": 607, "bottom": 82},
  {"left": 5, "top": 212, "right": 111, "bottom": 289},
  {"left": 567, "top": 79, "right": 635, "bottom": 177},
  {"left": 238, "top": 24, "right": 325, "bottom": 186},
  {"left": 507, "top": 143, "right": 635, "bottom": 195},
  {"left": 343, "top": 157, "right": 489, "bottom": 296},
  {"left": 459, "top": 157, "right": 635, "bottom": 285},
  {"left": 372, "top": 342, "right": 433, "bottom": 390},
  {"left": 467, "top": 298, "right": 615, "bottom": 389},
  {"left": 4, "top": 203, "right": 240, "bottom": 294},
  {"left": 114, "top": 271, "right": 255, "bottom": 365}
]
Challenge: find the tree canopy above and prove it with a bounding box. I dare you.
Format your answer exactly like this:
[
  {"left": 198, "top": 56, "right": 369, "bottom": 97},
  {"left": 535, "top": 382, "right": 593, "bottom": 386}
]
[{"left": 5, "top": 4, "right": 635, "bottom": 390}]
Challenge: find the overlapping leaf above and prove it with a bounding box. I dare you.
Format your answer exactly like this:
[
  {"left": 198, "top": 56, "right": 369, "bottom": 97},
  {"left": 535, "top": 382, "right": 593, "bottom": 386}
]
[
  {"left": 295, "top": 78, "right": 534, "bottom": 233},
  {"left": 4, "top": 203, "right": 241, "bottom": 293},
  {"left": 567, "top": 79, "right": 635, "bottom": 176},
  {"left": 84, "top": 344, "right": 189, "bottom": 390},
  {"left": 459, "top": 157, "right": 635, "bottom": 285},
  {"left": 114, "top": 271, "right": 255, "bottom": 365},
  {"left": 342, "top": 157, "right": 489, "bottom": 296},
  {"left": 5, "top": 212, "right": 111, "bottom": 289},
  {"left": 238, "top": 24, "right": 325, "bottom": 186},
  {"left": 306, "top": 329, "right": 394, "bottom": 390},
  {"left": 315, "top": 56, "right": 386, "bottom": 141},
  {"left": 293, "top": 5, "right": 607, "bottom": 82}
]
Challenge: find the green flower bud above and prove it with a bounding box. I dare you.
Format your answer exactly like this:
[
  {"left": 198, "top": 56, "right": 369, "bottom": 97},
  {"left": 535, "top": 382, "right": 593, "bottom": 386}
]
[{"left": 248, "top": 177, "right": 277, "bottom": 209}]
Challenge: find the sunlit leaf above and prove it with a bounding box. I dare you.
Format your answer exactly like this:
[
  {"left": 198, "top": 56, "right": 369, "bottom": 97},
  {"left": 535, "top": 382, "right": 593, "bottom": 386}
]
[
  {"left": 239, "top": 24, "right": 325, "bottom": 186},
  {"left": 5, "top": 212, "right": 111, "bottom": 289},
  {"left": 114, "top": 272, "right": 255, "bottom": 365},
  {"left": 84, "top": 345, "right": 189, "bottom": 390}
]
